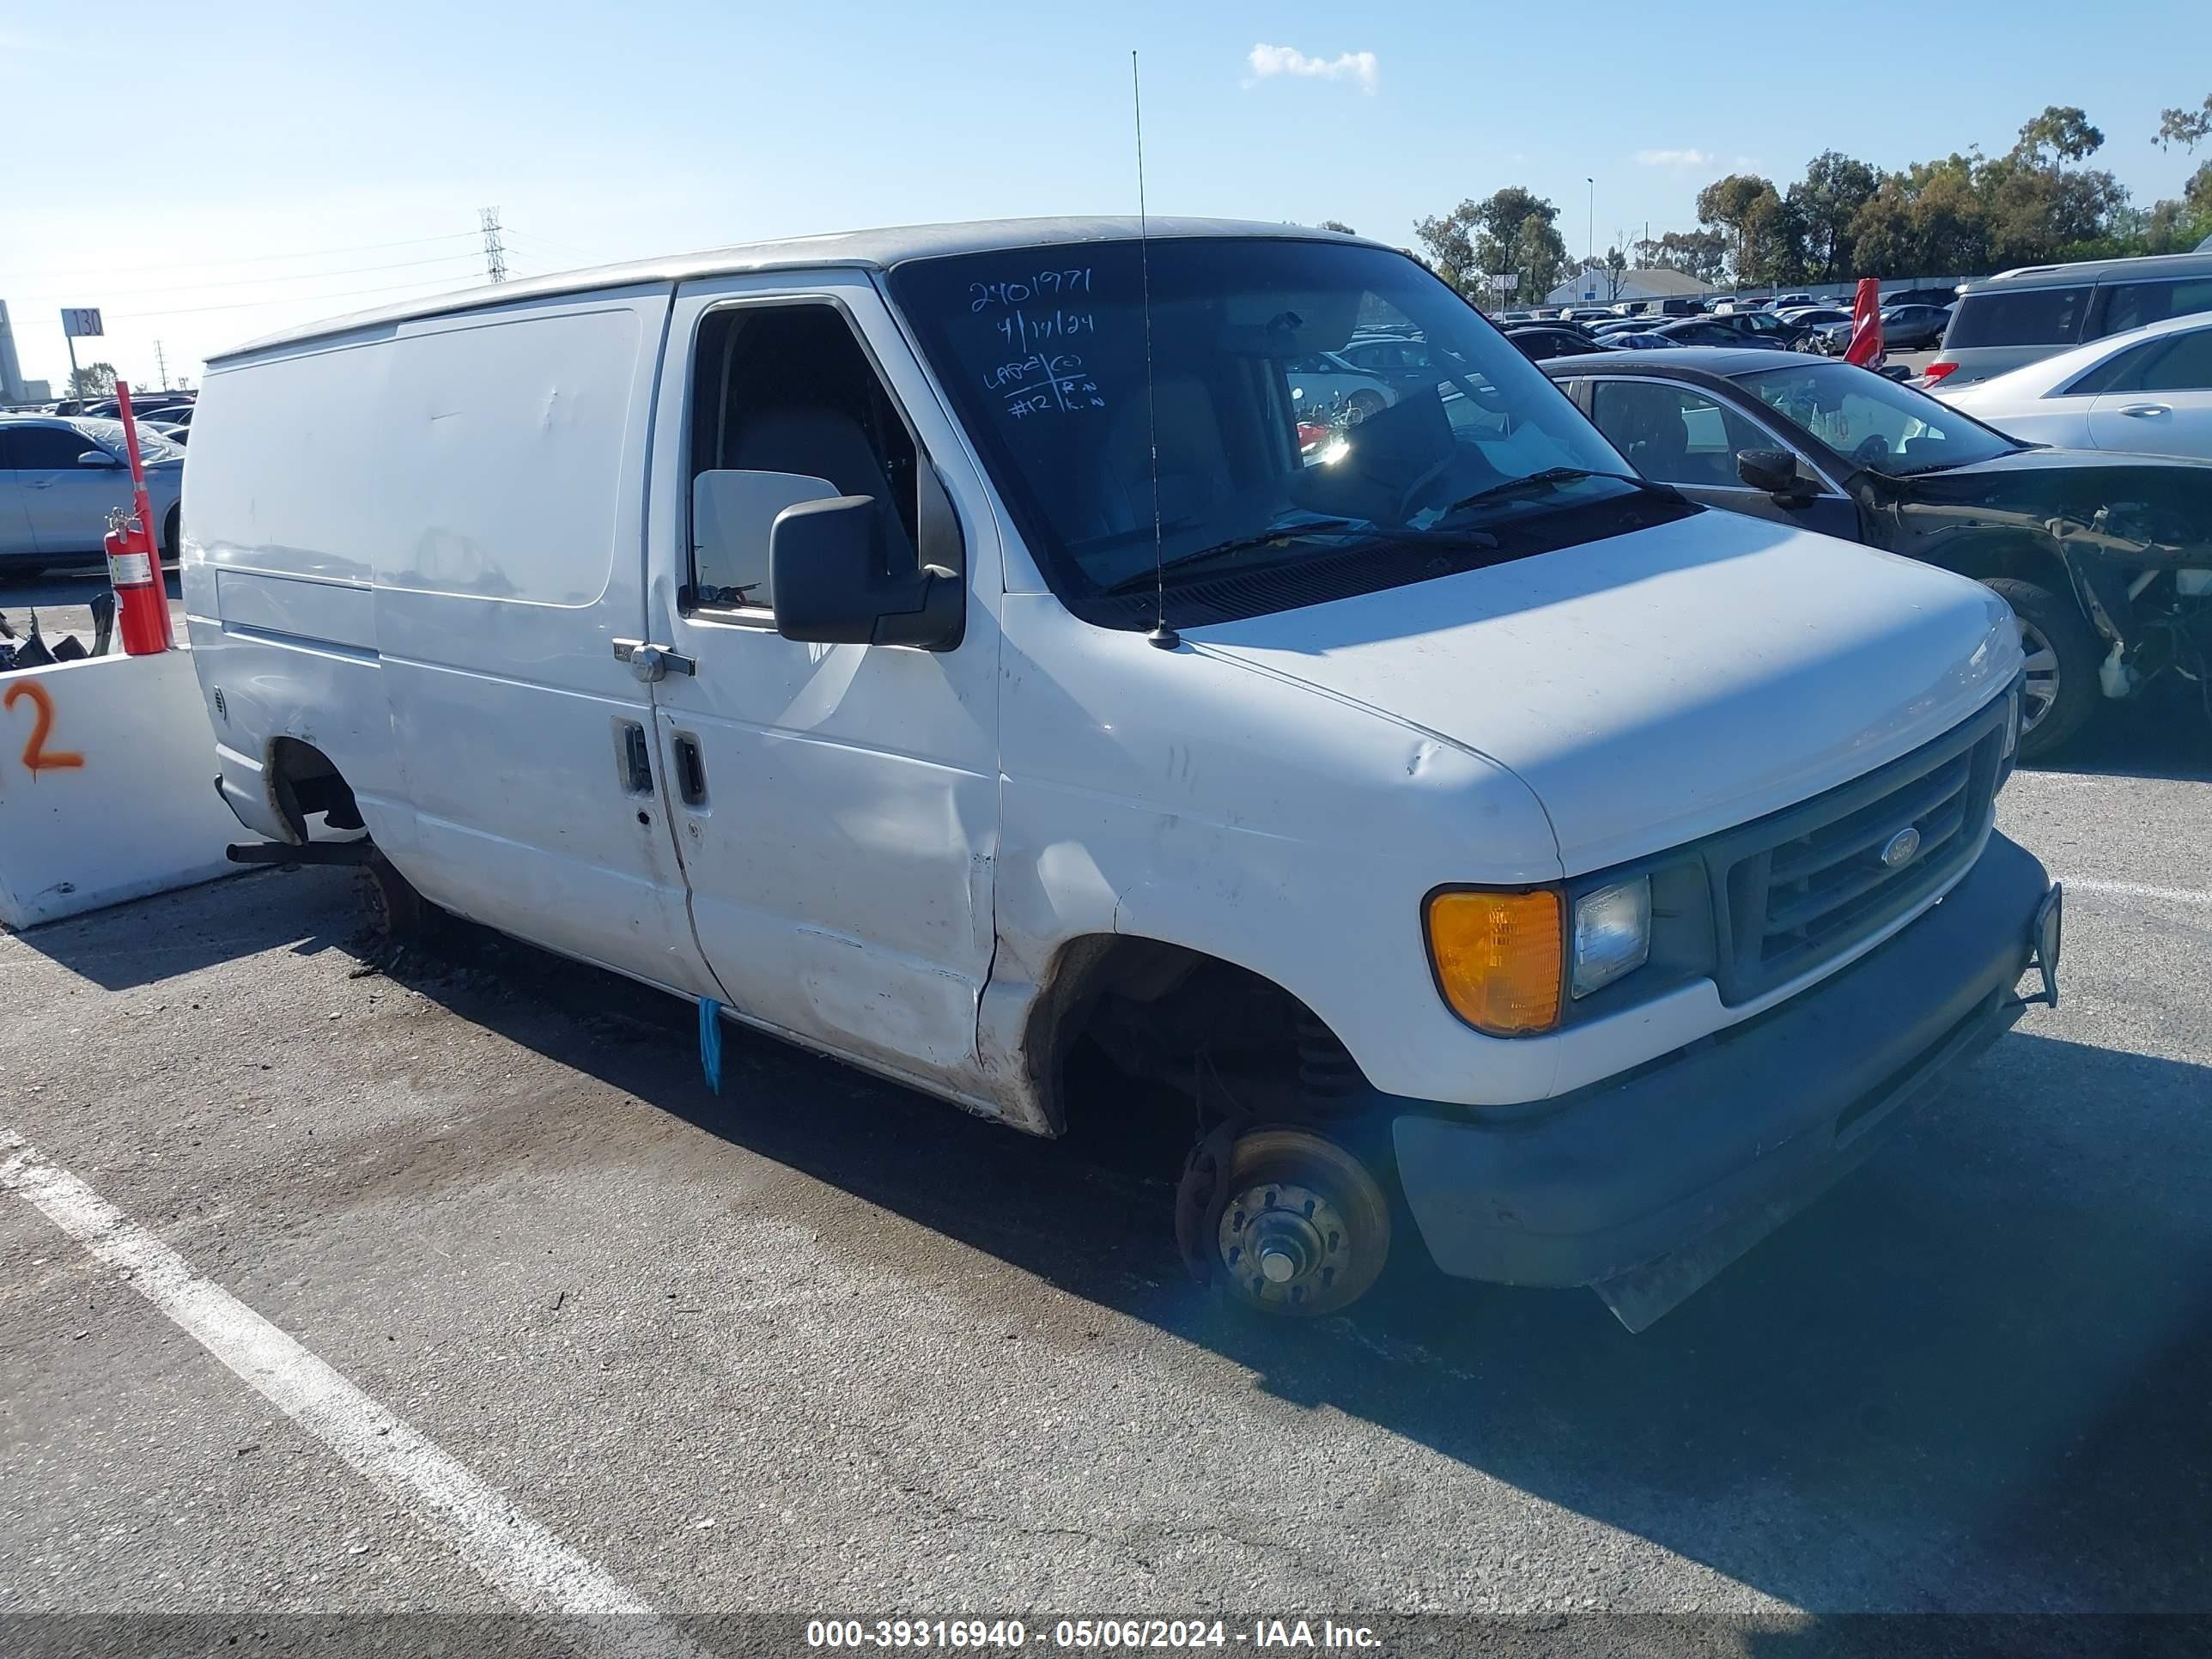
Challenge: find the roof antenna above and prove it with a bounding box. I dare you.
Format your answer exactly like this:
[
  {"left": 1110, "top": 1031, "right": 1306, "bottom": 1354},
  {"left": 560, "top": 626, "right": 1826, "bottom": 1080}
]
[{"left": 1132, "top": 49, "right": 1178, "bottom": 651}]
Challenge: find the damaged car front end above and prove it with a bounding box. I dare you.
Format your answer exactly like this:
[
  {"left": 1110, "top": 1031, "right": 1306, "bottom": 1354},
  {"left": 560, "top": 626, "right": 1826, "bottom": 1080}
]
[{"left": 1872, "top": 447, "right": 2212, "bottom": 749}]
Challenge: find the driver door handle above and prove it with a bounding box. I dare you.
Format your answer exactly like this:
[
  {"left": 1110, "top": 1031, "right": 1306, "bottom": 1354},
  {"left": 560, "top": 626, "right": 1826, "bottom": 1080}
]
[{"left": 2117, "top": 404, "right": 2171, "bottom": 418}]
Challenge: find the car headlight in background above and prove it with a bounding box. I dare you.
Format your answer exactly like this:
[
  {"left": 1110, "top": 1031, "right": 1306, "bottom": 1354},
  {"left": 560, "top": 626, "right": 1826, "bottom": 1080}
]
[{"left": 1571, "top": 877, "right": 1651, "bottom": 998}]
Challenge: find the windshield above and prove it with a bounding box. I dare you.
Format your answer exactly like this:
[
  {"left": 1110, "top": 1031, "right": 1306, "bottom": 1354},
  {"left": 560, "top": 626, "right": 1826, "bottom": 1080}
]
[
  {"left": 1733, "top": 362, "right": 2020, "bottom": 476},
  {"left": 889, "top": 238, "right": 1654, "bottom": 623},
  {"left": 70, "top": 417, "right": 177, "bottom": 462}
]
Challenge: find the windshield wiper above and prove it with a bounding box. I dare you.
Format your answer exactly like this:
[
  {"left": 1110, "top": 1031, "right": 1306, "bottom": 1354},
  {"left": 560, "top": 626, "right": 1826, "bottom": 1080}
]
[
  {"left": 1098, "top": 518, "right": 1363, "bottom": 594},
  {"left": 1440, "top": 466, "right": 1677, "bottom": 520}
]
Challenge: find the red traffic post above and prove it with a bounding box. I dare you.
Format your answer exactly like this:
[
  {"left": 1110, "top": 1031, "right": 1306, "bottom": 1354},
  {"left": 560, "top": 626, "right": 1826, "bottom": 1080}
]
[
  {"left": 1843, "top": 276, "right": 1886, "bottom": 369},
  {"left": 108, "top": 380, "right": 174, "bottom": 655}
]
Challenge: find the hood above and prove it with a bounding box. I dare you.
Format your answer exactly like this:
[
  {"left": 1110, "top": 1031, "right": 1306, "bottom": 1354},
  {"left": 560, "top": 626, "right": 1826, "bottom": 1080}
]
[
  {"left": 1188, "top": 507, "right": 2017, "bottom": 873},
  {"left": 1909, "top": 445, "right": 2212, "bottom": 487}
]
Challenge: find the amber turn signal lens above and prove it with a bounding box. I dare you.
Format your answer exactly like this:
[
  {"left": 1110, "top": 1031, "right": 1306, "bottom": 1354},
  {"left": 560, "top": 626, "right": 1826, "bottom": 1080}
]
[{"left": 1426, "top": 888, "right": 1565, "bottom": 1036}]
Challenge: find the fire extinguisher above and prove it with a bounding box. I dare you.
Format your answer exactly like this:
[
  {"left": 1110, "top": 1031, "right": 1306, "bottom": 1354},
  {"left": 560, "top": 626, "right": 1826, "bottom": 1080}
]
[{"left": 106, "top": 380, "right": 174, "bottom": 656}]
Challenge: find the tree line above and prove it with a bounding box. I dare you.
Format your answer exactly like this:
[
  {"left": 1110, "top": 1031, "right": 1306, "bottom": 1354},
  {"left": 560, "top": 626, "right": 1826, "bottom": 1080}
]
[{"left": 1399, "top": 94, "right": 2212, "bottom": 304}]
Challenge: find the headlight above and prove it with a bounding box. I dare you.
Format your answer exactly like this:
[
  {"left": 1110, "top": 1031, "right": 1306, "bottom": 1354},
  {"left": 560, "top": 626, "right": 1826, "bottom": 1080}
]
[
  {"left": 1425, "top": 889, "right": 1562, "bottom": 1036},
  {"left": 2002, "top": 685, "right": 2021, "bottom": 760},
  {"left": 1571, "top": 877, "right": 1651, "bottom": 999}
]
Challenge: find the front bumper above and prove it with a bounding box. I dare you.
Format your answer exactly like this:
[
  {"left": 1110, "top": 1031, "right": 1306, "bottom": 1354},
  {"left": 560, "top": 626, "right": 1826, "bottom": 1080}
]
[{"left": 1391, "top": 831, "right": 2057, "bottom": 1329}]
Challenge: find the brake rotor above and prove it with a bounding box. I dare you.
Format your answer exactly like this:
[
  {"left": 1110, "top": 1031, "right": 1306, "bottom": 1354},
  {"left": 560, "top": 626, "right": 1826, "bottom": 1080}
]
[{"left": 1210, "top": 1127, "right": 1391, "bottom": 1317}]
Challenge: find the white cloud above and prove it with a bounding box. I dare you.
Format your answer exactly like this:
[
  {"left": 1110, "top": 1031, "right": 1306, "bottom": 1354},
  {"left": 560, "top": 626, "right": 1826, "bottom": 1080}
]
[
  {"left": 1635, "top": 148, "right": 1713, "bottom": 167},
  {"left": 1245, "top": 44, "right": 1379, "bottom": 94}
]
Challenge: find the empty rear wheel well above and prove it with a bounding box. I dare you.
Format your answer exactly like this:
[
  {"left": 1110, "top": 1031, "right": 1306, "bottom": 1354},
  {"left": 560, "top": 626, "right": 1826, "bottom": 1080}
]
[{"left": 264, "top": 738, "right": 363, "bottom": 842}]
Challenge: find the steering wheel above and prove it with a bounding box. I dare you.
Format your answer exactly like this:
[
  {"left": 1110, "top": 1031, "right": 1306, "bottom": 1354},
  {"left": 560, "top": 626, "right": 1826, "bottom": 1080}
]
[
  {"left": 1851, "top": 433, "right": 1891, "bottom": 467},
  {"left": 1392, "top": 453, "right": 1464, "bottom": 523}
]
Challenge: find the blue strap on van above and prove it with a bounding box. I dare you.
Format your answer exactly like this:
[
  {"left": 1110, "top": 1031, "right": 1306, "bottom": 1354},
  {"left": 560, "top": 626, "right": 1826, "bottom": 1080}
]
[{"left": 698, "top": 998, "right": 725, "bottom": 1094}]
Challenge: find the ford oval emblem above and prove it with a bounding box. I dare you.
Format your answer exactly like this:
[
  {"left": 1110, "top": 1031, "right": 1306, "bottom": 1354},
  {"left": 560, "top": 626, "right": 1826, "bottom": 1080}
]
[{"left": 1880, "top": 827, "right": 1923, "bottom": 869}]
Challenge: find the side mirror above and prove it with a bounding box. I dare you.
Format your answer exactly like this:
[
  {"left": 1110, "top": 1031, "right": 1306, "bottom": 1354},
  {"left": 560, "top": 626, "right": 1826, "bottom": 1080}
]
[
  {"left": 77, "top": 449, "right": 122, "bottom": 468},
  {"left": 1736, "top": 447, "right": 1812, "bottom": 502},
  {"left": 769, "top": 495, "right": 963, "bottom": 650}
]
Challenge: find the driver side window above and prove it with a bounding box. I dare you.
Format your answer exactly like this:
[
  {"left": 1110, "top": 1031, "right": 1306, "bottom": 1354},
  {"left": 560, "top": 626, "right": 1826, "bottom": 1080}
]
[
  {"left": 685, "top": 303, "right": 921, "bottom": 614},
  {"left": 1589, "top": 380, "right": 1796, "bottom": 490},
  {"left": 3, "top": 426, "right": 97, "bottom": 471}
]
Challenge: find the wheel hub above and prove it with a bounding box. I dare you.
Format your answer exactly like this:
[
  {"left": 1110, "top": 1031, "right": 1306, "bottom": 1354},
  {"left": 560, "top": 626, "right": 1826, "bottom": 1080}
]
[{"left": 1218, "top": 1181, "right": 1351, "bottom": 1311}]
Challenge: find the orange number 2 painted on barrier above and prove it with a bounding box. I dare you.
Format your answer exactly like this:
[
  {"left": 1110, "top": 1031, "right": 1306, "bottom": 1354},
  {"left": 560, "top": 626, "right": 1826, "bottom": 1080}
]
[{"left": 4, "top": 681, "right": 87, "bottom": 773}]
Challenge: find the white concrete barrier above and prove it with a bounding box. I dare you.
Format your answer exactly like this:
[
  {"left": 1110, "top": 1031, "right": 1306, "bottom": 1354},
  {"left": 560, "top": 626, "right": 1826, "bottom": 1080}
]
[{"left": 0, "top": 647, "right": 252, "bottom": 930}]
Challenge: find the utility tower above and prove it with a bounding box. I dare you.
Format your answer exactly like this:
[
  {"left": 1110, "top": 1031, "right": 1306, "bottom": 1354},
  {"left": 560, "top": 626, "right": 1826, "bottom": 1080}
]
[
  {"left": 479, "top": 208, "right": 508, "bottom": 283},
  {"left": 155, "top": 341, "right": 168, "bottom": 391}
]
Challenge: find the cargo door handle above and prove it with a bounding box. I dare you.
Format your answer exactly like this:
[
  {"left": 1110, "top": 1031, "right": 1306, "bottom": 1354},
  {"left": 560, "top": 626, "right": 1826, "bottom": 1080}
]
[
  {"left": 2117, "top": 403, "right": 2170, "bottom": 418},
  {"left": 612, "top": 639, "right": 696, "bottom": 683},
  {"left": 617, "top": 721, "right": 653, "bottom": 793},
  {"left": 673, "top": 735, "right": 708, "bottom": 807}
]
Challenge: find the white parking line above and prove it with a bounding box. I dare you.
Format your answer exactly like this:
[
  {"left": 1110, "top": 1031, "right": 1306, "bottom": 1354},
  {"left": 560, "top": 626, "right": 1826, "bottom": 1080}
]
[
  {"left": 2064, "top": 878, "right": 2212, "bottom": 911},
  {"left": 0, "top": 1130, "right": 712, "bottom": 1659}
]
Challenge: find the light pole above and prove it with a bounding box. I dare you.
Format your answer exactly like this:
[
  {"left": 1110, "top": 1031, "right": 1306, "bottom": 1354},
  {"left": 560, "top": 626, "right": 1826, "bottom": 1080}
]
[{"left": 1587, "top": 177, "right": 1595, "bottom": 278}]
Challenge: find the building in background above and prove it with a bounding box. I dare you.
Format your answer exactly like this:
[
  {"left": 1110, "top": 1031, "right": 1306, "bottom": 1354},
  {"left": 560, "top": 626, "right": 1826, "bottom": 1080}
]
[
  {"left": 0, "top": 302, "right": 53, "bottom": 405},
  {"left": 1541, "top": 266, "right": 1716, "bottom": 308}
]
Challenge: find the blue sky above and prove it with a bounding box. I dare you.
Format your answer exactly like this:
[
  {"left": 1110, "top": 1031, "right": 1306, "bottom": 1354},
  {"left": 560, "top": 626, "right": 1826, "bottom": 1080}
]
[{"left": 5, "top": 0, "right": 2209, "bottom": 388}]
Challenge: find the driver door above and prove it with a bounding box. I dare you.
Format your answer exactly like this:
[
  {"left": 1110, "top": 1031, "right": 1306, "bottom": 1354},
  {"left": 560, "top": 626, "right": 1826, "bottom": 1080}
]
[
  {"left": 640, "top": 274, "right": 1003, "bottom": 1095},
  {"left": 12, "top": 423, "right": 122, "bottom": 556},
  {"left": 1577, "top": 375, "right": 1861, "bottom": 538},
  {"left": 0, "top": 430, "right": 37, "bottom": 556}
]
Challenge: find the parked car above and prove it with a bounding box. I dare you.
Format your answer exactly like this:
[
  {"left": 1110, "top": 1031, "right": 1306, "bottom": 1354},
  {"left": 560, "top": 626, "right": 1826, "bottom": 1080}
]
[
  {"left": 1811, "top": 317, "right": 1858, "bottom": 356},
  {"left": 1937, "top": 311, "right": 2212, "bottom": 462},
  {"left": 81, "top": 394, "right": 193, "bottom": 421},
  {"left": 1811, "top": 305, "right": 1949, "bottom": 357},
  {"left": 185, "top": 216, "right": 2057, "bottom": 1332},
  {"left": 1557, "top": 306, "right": 1616, "bottom": 323},
  {"left": 1502, "top": 325, "right": 1605, "bottom": 361},
  {"left": 0, "top": 416, "right": 184, "bottom": 570},
  {"left": 1879, "top": 304, "right": 1952, "bottom": 351},
  {"left": 1285, "top": 350, "right": 1397, "bottom": 422},
  {"left": 1650, "top": 316, "right": 1795, "bottom": 349},
  {"left": 1705, "top": 309, "right": 1815, "bottom": 348},
  {"left": 1541, "top": 346, "right": 2212, "bottom": 755},
  {"left": 1884, "top": 285, "right": 1962, "bottom": 311},
  {"left": 1336, "top": 331, "right": 1468, "bottom": 394},
  {"left": 1776, "top": 307, "right": 1853, "bottom": 346},
  {"left": 1924, "top": 250, "right": 2212, "bottom": 389}
]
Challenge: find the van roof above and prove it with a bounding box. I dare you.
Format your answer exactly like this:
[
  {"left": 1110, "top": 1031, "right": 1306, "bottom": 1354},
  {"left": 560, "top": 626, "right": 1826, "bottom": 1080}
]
[
  {"left": 210, "top": 216, "right": 1364, "bottom": 362},
  {"left": 1963, "top": 249, "right": 2212, "bottom": 295}
]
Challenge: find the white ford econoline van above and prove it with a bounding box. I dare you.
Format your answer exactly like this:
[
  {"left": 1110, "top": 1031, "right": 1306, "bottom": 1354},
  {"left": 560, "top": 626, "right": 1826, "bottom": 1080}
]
[{"left": 185, "top": 219, "right": 2061, "bottom": 1329}]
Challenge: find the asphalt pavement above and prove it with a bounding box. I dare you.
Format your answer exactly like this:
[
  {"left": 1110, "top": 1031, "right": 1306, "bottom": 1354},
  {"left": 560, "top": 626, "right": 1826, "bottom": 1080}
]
[
  {"left": 1, "top": 696, "right": 2208, "bottom": 1658},
  {"left": 0, "top": 568, "right": 184, "bottom": 654}
]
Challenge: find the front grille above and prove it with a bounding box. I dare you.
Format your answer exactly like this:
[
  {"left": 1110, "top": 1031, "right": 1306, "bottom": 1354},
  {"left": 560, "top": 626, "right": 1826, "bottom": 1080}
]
[{"left": 1704, "top": 696, "right": 2009, "bottom": 1006}]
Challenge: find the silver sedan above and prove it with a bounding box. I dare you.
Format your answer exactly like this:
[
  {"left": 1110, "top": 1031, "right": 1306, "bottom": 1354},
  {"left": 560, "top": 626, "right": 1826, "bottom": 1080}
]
[{"left": 0, "top": 416, "right": 185, "bottom": 570}]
